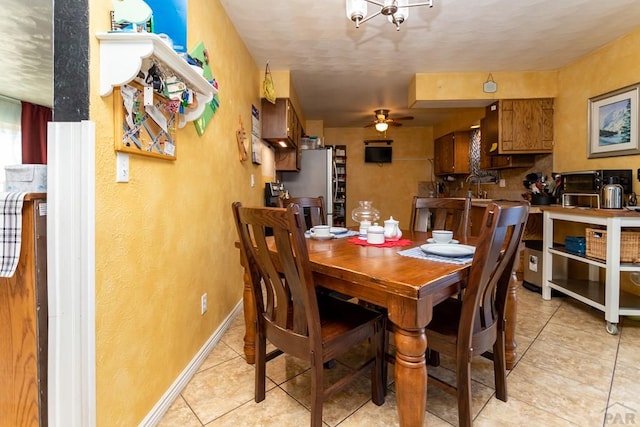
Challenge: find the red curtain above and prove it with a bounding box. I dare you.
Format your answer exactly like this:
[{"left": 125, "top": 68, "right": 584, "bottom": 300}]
[{"left": 21, "top": 102, "right": 52, "bottom": 164}]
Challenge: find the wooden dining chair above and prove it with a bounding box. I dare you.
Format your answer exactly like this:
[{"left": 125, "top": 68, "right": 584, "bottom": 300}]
[
  {"left": 409, "top": 197, "right": 472, "bottom": 242},
  {"left": 278, "top": 196, "right": 326, "bottom": 229},
  {"left": 424, "top": 201, "right": 529, "bottom": 427},
  {"left": 231, "top": 202, "right": 386, "bottom": 427}
]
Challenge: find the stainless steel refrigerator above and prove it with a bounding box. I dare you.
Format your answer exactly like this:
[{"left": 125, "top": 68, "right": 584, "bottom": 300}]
[{"left": 280, "top": 147, "right": 336, "bottom": 225}]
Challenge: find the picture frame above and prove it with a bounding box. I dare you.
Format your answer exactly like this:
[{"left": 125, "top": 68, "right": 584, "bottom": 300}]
[
  {"left": 114, "top": 82, "right": 178, "bottom": 160},
  {"left": 588, "top": 83, "right": 640, "bottom": 158}
]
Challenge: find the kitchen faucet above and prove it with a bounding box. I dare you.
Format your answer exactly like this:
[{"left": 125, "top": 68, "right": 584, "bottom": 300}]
[{"left": 465, "top": 173, "right": 483, "bottom": 199}]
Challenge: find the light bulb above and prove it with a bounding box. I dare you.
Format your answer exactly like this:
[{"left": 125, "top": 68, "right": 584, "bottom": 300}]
[{"left": 375, "top": 122, "right": 389, "bottom": 132}]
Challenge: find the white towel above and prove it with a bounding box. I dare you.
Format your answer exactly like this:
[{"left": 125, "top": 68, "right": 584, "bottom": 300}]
[
  {"left": 397, "top": 246, "right": 474, "bottom": 265},
  {"left": 0, "top": 192, "right": 27, "bottom": 277}
]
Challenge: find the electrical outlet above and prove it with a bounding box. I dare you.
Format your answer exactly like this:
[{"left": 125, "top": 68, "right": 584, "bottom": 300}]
[{"left": 201, "top": 293, "right": 208, "bottom": 315}]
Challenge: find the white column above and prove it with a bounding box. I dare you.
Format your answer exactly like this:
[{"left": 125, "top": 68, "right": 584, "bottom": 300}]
[{"left": 47, "top": 121, "right": 96, "bottom": 426}]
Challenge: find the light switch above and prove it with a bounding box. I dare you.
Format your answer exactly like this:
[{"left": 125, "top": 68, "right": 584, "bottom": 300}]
[
  {"left": 250, "top": 174, "right": 255, "bottom": 188},
  {"left": 116, "top": 152, "right": 129, "bottom": 183}
]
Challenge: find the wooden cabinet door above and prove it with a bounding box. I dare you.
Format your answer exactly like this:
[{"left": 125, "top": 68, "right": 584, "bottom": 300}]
[
  {"left": 500, "top": 99, "right": 554, "bottom": 153},
  {"left": 261, "top": 98, "right": 287, "bottom": 141},
  {"left": 452, "top": 131, "right": 470, "bottom": 174},
  {"left": 435, "top": 132, "right": 470, "bottom": 175},
  {"left": 434, "top": 133, "right": 454, "bottom": 175}
]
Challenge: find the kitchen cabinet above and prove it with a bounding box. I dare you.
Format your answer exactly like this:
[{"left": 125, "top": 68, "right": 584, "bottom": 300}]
[
  {"left": 480, "top": 98, "right": 553, "bottom": 169},
  {"left": 1, "top": 194, "right": 47, "bottom": 426},
  {"left": 262, "top": 98, "right": 303, "bottom": 171},
  {"left": 542, "top": 207, "right": 640, "bottom": 334},
  {"left": 434, "top": 131, "right": 470, "bottom": 175}
]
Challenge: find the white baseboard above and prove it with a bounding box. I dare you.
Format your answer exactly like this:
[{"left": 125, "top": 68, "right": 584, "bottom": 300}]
[{"left": 138, "top": 300, "right": 244, "bottom": 426}]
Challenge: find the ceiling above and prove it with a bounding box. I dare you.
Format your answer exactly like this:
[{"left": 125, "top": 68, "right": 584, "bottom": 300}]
[
  {"left": 3, "top": 0, "right": 640, "bottom": 128},
  {"left": 0, "top": 0, "right": 52, "bottom": 107},
  {"left": 220, "top": 0, "right": 640, "bottom": 128}
]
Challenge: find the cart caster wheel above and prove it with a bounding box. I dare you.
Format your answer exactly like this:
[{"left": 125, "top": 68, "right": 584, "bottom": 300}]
[{"left": 606, "top": 322, "right": 618, "bottom": 335}]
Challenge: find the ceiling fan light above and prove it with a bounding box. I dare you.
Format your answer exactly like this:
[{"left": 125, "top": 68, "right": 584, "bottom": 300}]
[
  {"left": 375, "top": 122, "right": 389, "bottom": 132},
  {"left": 346, "top": 0, "right": 367, "bottom": 25}
]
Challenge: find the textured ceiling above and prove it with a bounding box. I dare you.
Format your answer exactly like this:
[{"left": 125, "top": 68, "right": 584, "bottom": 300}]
[
  {"left": 220, "top": 0, "right": 640, "bottom": 128},
  {"left": 3, "top": 0, "right": 640, "bottom": 123},
  {"left": 0, "top": 0, "right": 52, "bottom": 107}
]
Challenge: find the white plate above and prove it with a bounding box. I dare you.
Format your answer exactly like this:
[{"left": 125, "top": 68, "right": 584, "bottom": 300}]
[
  {"left": 311, "top": 233, "right": 334, "bottom": 241},
  {"left": 420, "top": 243, "right": 475, "bottom": 257},
  {"left": 330, "top": 227, "right": 348, "bottom": 234},
  {"left": 427, "top": 238, "right": 459, "bottom": 244}
]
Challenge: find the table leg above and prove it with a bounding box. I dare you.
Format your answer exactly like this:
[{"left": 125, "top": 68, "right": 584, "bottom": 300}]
[
  {"left": 394, "top": 327, "right": 428, "bottom": 427},
  {"left": 505, "top": 271, "right": 518, "bottom": 370},
  {"left": 241, "top": 261, "right": 256, "bottom": 364}
]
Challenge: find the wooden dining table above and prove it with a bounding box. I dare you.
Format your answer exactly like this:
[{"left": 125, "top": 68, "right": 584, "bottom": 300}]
[{"left": 238, "top": 229, "right": 519, "bottom": 427}]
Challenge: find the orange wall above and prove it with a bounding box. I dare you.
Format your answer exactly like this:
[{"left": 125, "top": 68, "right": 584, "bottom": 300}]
[
  {"left": 324, "top": 126, "right": 434, "bottom": 228},
  {"left": 89, "top": 0, "right": 262, "bottom": 424},
  {"left": 554, "top": 26, "right": 640, "bottom": 192}
]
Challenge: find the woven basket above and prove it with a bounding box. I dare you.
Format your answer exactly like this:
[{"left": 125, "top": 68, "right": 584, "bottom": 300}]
[{"left": 585, "top": 228, "right": 640, "bottom": 262}]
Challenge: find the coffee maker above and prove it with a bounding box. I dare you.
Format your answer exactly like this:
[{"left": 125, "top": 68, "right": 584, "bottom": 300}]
[{"left": 264, "top": 182, "right": 285, "bottom": 207}]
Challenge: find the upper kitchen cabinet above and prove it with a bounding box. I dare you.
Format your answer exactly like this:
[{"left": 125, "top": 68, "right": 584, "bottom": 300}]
[
  {"left": 480, "top": 98, "right": 553, "bottom": 169},
  {"left": 262, "top": 98, "right": 303, "bottom": 171},
  {"left": 434, "top": 131, "right": 470, "bottom": 176},
  {"left": 261, "top": 98, "right": 302, "bottom": 148}
]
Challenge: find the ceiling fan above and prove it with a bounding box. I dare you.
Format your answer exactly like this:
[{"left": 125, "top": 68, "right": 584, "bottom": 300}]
[{"left": 365, "top": 109, "right": 414, "bottom": 132}]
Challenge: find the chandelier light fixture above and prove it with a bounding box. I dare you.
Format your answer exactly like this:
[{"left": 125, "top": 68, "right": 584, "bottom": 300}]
[{"left": 346, "top": 0, "right": 434, "bottom": 31}]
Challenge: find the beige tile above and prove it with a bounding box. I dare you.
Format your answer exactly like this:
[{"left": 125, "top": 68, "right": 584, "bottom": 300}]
[
  {"left": 609, "top": 363, "right": 640, "bottom": 415},
  {"left": 618, "top": 318, "right": 640, "bottom": 368},
  {"left": 181, "top": 357, "right": 276, "bottom": 424},
  {"left": 507, "top": 360, "right": 608, "bottom": 426},
  {"left": 265, "top": 353, "right": 310, "bottom": 385},
  {"left": 157, "top": 396, "right": 202, "bottom": 427},
  {"left": 340, "top": 391, "right": 452, "bottom": 427},
  {"left": 425, "top": 375, "right": 495, "bottom": 426},
  {"left": 424, "top": 351, "right": 504, "bottom": 391},
  {"left": 220, "top": 324, "right": 249, "bottom": 359},
  {"left": 198, "top": 341, "right": 241, "bottom": 372},
  {"left": 516, "top": 301, "right": 555, "bottom": 339},
  {"left": 207, "top": 387, "right": 311, "bottom": 427},
  {"left": 280, "top": 362, "right": 377, "bottom": 426},
  {"left": 475, "top": 395, "right": 581, "bottom": 427},
  {"left": 519, "top": 338, "right": 615, "bottom": 392},
  {"left": 548, "top": 299, "right": 609, "bottom": 333},
  {"left": 536, "top": 319, "right": 619, "bottom": 360}
]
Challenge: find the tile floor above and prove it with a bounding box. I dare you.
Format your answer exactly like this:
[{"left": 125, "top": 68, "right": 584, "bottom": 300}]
[{"left": 159, "top": 283, "right": 640, "bottom": 426}]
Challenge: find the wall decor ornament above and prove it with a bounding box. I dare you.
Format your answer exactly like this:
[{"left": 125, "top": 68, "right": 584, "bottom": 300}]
[{"left": 588, "top": 83, "right": 640, "bottom": 158}]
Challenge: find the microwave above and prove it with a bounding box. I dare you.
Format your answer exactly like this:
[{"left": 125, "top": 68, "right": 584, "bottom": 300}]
[{"left": 561, "top": 169, "right": 633, "bottom": 194}]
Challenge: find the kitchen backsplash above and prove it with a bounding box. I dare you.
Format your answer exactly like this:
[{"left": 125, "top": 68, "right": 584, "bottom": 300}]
[{"left": 419, "top": 153, "right": 554, "bottom": 201}]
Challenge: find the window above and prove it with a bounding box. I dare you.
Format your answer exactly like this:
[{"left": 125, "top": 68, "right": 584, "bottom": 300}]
[{"left": 0, "top": 96, "right": 22, "bottom": 191}]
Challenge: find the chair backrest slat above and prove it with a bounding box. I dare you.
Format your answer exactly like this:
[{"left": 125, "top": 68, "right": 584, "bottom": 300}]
[
  {"left": 279, "top": 196, "right": 326, "bottom": 229},
  {"left": 459, "top": 201, "right": 529, "bottom": 349},
  {"left": 232, "top": 202, "right": 322, "bottom": 341},
  {"left": 410, "top": 197, "right": 472, "bottom": 241}
]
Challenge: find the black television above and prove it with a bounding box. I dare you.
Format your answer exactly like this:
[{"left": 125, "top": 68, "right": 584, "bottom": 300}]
[{"left": 365, "top": 146, "right": 392, "bottom": 163}]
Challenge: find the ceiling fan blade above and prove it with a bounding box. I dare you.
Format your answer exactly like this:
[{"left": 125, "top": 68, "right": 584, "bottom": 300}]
[
  {"left": 391, "top": 116, "right": 414, "bottom": 121},
  {"left": 388, "top": 121, "right": 403, "bottom": 127},
  {"left": 364, "top": 122, "right": 375, "bottom": 128}
]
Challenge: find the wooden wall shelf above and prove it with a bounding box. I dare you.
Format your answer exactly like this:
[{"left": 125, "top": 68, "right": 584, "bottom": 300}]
[{"left": 96, "top": 32, "right": 217, "bottom": 127}]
